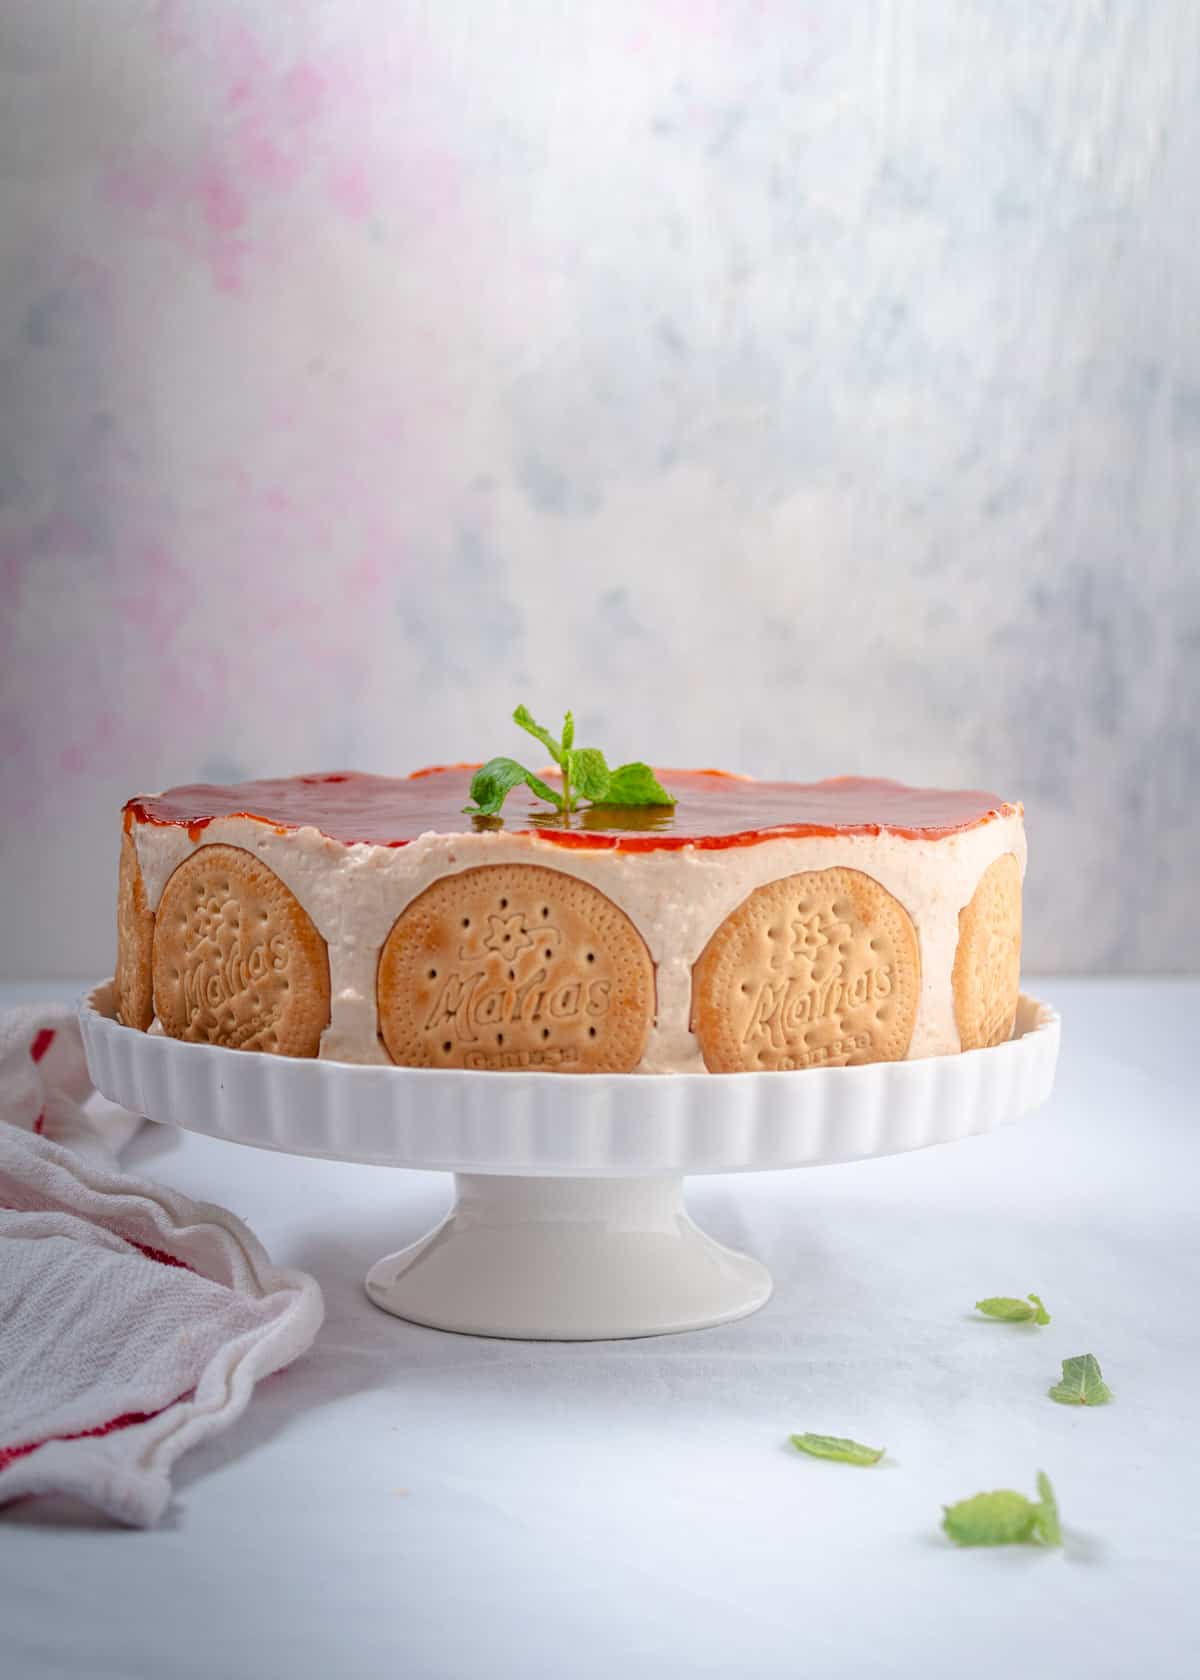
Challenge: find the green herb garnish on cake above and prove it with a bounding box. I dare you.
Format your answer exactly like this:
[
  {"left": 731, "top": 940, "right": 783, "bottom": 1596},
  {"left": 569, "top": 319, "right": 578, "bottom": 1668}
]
[{"left": 464, "top": 705, "right": 674, "bottom": 818}]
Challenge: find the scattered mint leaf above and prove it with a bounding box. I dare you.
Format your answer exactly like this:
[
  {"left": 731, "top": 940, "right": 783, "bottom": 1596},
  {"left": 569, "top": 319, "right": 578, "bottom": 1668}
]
[
  {"left": 463, "top": 757, "right": 562, "bottom": 817},
  {"left": 512, "top": 704, "right": 563, "bottom": 765},
  {"left": 466, "top": 706, "right": 676, "bottom": 818},
  {"left": 1034, "top": 1471, "right": 1062, "bottom": 1546},
  {"left": 942, "top": 1472, "right": 1062, "bottom": 1548},
  {"left": 1049, "top": 1354, "right": 1112, "bottom": 1406},
  {"left": 790, "top": 1432, "right": 884, "bottom": 1466},
  {"left": 567, "top": 746, "right": 611, "bottom": 802},
  {"left": 942, "top": 1489, "right": 1039, "bottom": 1546},
  {"left": 605, "top": 762, "right": 674, "bottom": 806},
  {"left": 975, "top": 1293, "right": 1051, "bottom": 1325}
]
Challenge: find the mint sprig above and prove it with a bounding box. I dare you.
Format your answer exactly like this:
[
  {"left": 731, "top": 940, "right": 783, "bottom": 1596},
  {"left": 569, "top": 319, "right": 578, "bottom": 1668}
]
[
  {"left": 464, "top": 706, "right": 674, "bottom": 818},
  {"left": 942, "top": 1471, "right": 1062, "bottom": 1547}
]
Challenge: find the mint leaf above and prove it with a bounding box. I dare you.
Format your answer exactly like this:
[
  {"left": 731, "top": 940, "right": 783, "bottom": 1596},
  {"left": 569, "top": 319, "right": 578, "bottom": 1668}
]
[
  {"left": 790, "top": 1432, "right": 884, "bottom": 1466},
  {"left": 464, "top": 757, "right": 533, "bottom": 816},
  {"left": 521, "top": 769, "right": 562, "bottom": 808},
  {"left": 942, "top": 1489, "right": 1040, "bottom": 1546},
  {"left": 1034, "top": 1471, "right": 1062, "bottom": 1546},
  {"left": 975, "top": 1293, "right": 1051, "bottom": 1325},
  {"left": 942, "top": 1472, "right": 1062, "bottom": 1548},
  {"left": 567, "top": 747, "right": 611, "bottom": 802},
  {"left": 561, "top": 710, "right": 575, "bottom": 752},
  {"left": 464, "top": 757, "right": 562, "bottom": 816},
  {"left": 512, "top": 704, "right": 562, "bottom": 765},
  {"left": 604, "top": 762, "right": 675, "bottom": 806},
  {"left": 1048, "top": 1354, "right": 1112, "bottom": 1406}
]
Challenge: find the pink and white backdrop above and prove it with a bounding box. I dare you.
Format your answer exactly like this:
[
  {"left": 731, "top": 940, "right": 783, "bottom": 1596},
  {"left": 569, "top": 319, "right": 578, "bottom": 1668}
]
[{"left": 1, "top": 1, "right": 1197, "bottom": 978}]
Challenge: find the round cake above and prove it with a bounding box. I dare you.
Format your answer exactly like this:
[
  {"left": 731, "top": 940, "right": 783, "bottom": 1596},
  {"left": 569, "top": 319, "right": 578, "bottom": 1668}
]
[{"left": 115, "top": 768, "right": 1025, "bottom": 1073}]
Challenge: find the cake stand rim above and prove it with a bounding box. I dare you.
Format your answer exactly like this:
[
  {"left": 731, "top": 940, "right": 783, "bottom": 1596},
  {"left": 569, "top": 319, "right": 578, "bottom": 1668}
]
[{"left": 78, "top": 981, "right": 1061, "bottom": 1178}]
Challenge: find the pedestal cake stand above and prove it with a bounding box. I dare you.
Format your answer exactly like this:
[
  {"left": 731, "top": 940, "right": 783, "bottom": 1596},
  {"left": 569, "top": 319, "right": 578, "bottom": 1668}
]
[{"left": 80, "top": 984, "right": 1059, "bottom": 1342}]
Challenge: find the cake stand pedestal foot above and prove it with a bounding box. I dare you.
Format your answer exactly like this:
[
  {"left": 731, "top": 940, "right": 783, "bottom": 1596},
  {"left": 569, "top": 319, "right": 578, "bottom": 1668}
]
[{"left": 364, "top": 1173, "right": 772, "bottom": 1341}]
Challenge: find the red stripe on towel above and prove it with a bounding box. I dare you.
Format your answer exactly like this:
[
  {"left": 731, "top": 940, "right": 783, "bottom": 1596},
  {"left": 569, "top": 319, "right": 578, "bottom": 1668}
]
[
  {"left": 0, "top": 1406, "right": 175, "bottom": 1473},
  {"left": 126, "top": 1239, "right": 193, "bottom": 1271},
  {"left": 30, "top": 1028, "right": 55, "bottom": 1063}
]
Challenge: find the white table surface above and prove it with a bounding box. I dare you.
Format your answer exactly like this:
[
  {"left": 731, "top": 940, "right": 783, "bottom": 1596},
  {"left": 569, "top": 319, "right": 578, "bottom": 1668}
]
[{"left": 2, "top": 977, "right": 1198, "bottom": 1680}]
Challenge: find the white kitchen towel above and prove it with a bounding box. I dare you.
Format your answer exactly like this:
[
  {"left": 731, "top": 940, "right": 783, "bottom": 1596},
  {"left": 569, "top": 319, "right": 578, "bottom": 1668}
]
[
  {"left": 0, "top": 1002, "right": 143, "bottom": 1164},
  {"left": 0, "top": 1009, "right": 324, "bottom": 1526}
]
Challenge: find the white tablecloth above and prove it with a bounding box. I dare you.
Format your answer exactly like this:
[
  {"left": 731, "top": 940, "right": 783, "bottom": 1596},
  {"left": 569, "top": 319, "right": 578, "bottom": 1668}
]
[{"left": 2, "top": 978, "right": 1197, "bottom": 1680}]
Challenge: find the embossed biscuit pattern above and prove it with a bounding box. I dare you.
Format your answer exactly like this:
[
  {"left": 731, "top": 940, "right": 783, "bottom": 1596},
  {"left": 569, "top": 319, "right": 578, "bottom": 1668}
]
[
  {"left": 152, "top": 843, "right": 331, "bottom": 1056},
  {"left": 376, "top": 862, "right": 656, "bottom": 1072},
  {"left": 952, "top": 851, "right": 1022, "bottom": 1050},
  {"left": 691, "top": 867, "right": 921, "bottom": 1073}
]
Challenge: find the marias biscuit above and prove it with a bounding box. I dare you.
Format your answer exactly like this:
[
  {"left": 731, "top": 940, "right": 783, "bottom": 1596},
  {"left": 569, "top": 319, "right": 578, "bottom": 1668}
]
[
  {"left": 152, "top": 843, "right": 330, "bottom": 1056},
  {"left": 691, "top": 867, "right": 920, "bottom": 1073},
  {"left": 116, "top": 826, "right": 155, "bottom": 1031},
  {"left": 377, "top": 863, "right": 655, "bottom": 1072},
  {"left": 952, "top": 852, "right": 1022, "bottom": 1050}
]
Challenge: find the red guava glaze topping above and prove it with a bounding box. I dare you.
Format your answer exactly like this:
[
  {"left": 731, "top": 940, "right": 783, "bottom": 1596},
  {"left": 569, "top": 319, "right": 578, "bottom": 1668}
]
[{"left": 124, "top": 769, "right": 1020, "bottom": 851}]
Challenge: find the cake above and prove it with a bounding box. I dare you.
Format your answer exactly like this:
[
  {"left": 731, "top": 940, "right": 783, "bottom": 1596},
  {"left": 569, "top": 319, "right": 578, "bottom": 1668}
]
[{"left": 115, "top": 767, "right": 1025, "bottom": 1074}]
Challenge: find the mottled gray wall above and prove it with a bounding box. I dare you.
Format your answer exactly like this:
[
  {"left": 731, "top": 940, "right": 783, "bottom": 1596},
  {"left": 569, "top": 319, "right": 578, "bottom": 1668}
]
[{"left": 2, "top": 1, "right": 1197, "bottom": 978}]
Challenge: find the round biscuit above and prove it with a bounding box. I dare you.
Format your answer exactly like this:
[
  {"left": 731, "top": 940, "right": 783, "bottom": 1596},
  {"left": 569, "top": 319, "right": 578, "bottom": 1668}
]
[
  {"left": 116, "top": 827, "right": 155, "bottom": 1031},
  {"left": 152, "top": 843, "right": 330, "bottom": 1056},
  {"left": 377, "top": 863, "right": 655, "bottom": 1072},
  {"left": 691, "top": 867, "right": 920, "bottom": 1073},
  {"left": 952, "top": 852, "right": 1022, "bottom": 1050}
]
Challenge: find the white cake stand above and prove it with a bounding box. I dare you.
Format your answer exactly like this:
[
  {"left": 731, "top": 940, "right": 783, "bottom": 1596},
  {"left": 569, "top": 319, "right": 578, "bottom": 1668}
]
[{"left": 80, "top": 984, "right": 1059, "bottom": 1342}]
